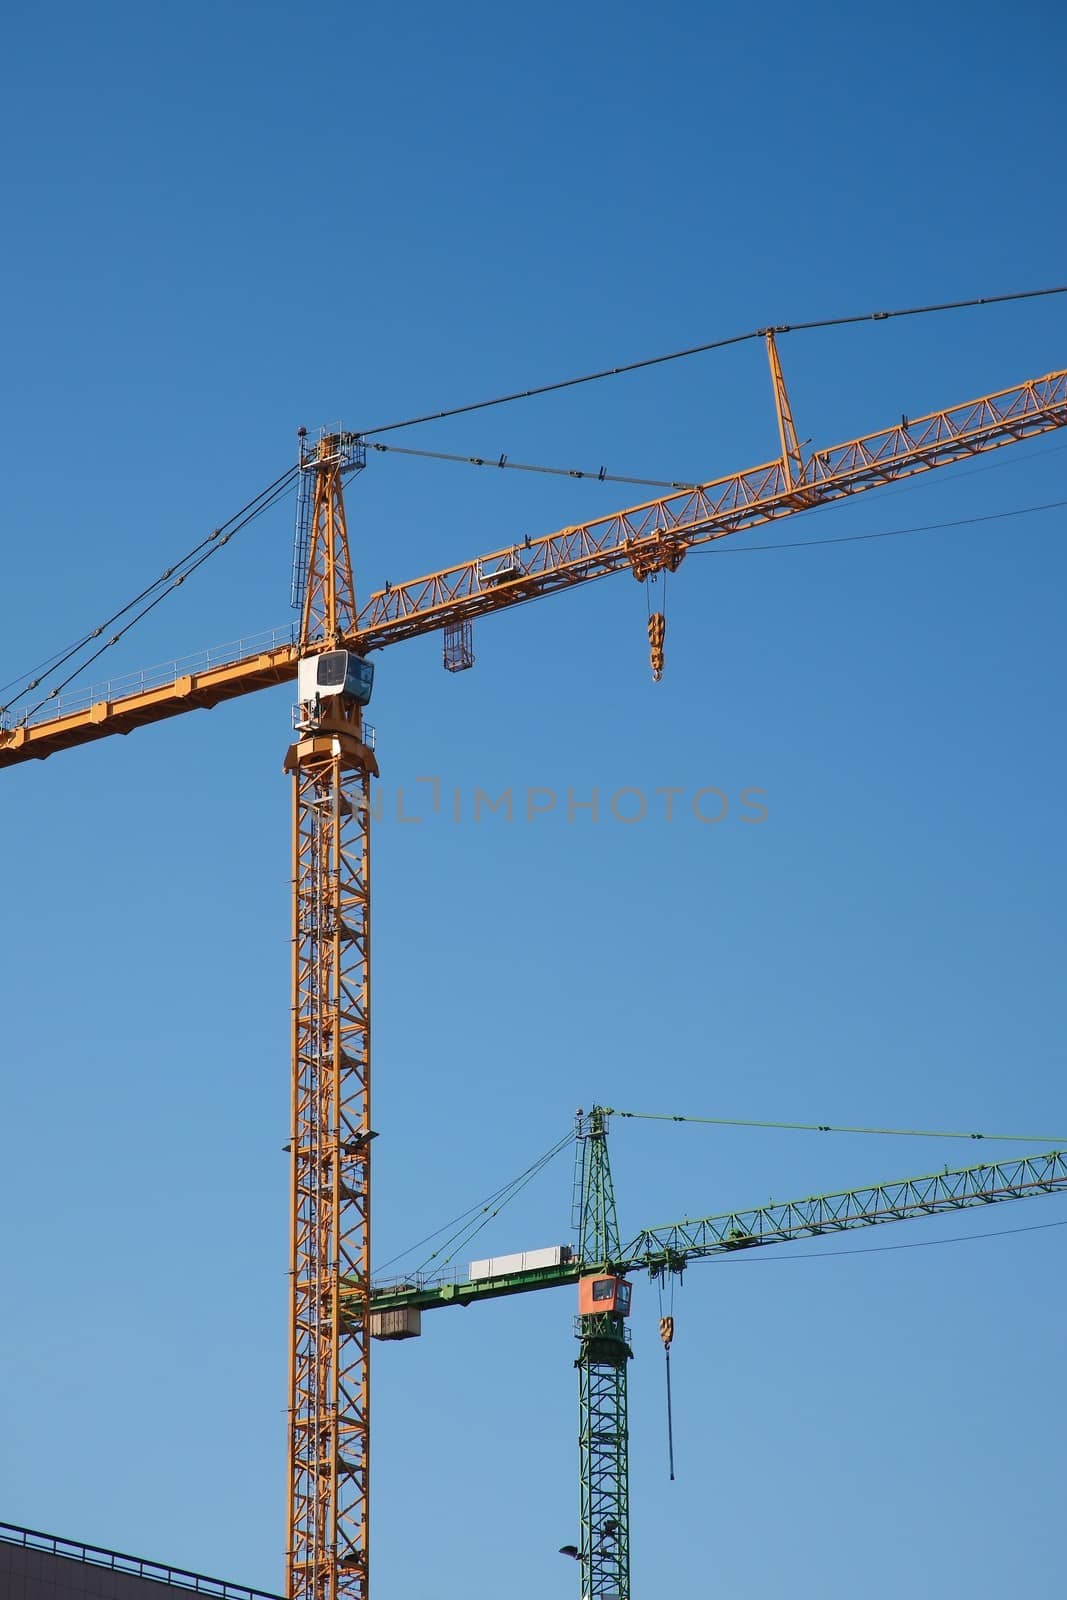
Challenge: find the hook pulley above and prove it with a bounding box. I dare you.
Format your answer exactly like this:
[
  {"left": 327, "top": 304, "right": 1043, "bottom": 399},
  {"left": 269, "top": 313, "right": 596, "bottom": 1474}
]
[{"left": 648, "top": 612, "right": 666, "bottom": 682}]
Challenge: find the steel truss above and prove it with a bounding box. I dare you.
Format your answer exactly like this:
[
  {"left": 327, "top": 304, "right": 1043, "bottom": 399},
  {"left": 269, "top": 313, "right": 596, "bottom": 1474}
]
[
  {"left": 578, "top": 1327, "right": 630, "bottom": 1600},
  {"left": 286, "top": 444, "right": 374, "bottom": 1600},
  {"left": 4, "top": 362, "right": 1065, "bottom": 769},
  {"left": 286, "top": 734, "right": 373, "bottom": 1600},
  {"left": 576, "top": 1109, "right": 631, "bottom": 1600}
]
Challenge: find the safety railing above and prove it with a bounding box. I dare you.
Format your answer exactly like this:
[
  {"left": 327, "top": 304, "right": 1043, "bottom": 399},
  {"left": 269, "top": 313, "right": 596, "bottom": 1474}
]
[
  {"left": 370, "top": 1265, "right": 467, "bottom": 1297},
  {"left": 289, "top": 706, "right": 378, "bottom": 750},
  {"left": 0, "top": 1520, "right": 284, "bottom": 1599},
  {"left": 1, "top": 624, "right": 298, "bottom": 733}
]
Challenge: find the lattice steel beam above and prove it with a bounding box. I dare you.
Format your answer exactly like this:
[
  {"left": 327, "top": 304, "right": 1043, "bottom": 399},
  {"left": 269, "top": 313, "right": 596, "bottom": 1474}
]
[
  {"left": 286, "top": 444, "right": 375, "bottom": 1600},
  {"left": 575, "top": 1108, "right": 631, "bottom": 1600},
  {"left": 285, "top": 730, "right": 373, "bottom": 1600},
  {"left": 4, "top": 366, "right": 1064, "bottom": 767}
]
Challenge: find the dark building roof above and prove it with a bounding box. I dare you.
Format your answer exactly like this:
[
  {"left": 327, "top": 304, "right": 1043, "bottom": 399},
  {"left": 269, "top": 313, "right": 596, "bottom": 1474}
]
[{"left": 0, "top": 1522, "right": 284, "bottom": 1600}]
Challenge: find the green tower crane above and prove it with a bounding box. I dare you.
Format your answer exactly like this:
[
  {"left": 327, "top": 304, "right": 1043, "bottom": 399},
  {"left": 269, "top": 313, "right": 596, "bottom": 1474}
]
[{"left": 365, "top": 1120, "right": 1067, "bottom": 1599}]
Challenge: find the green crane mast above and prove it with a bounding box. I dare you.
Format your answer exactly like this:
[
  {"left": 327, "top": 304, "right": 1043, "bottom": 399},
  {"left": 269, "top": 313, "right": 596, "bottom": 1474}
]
[
  {"left": 573, "top": 1107, "right": 631, "bottom": 1600},
  {"left": 365, "top": 1123, "right": 1067, "bottom": 1597}
]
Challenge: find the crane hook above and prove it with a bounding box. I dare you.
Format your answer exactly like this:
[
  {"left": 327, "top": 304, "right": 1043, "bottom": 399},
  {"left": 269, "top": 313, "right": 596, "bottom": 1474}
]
[{"left": 648, "top": 612, "right": 666, "bottom": 682}]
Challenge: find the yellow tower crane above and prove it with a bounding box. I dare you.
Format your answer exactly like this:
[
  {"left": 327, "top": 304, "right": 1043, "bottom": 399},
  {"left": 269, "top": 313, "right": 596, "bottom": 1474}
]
[{"left": 1, "top": 336, "right": 1065, "bottom": 1600}]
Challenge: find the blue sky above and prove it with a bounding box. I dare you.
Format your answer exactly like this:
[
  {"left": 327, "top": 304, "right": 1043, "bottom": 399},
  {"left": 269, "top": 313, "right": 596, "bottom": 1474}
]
[{"left": 1, "top": 2, "right": 1065, "bottom": 1596}]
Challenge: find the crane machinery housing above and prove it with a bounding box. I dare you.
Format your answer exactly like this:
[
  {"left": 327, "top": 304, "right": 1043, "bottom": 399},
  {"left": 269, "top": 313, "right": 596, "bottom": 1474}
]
[{"left": 2, "top": 330, "right": 1065, "bottom": 1600}]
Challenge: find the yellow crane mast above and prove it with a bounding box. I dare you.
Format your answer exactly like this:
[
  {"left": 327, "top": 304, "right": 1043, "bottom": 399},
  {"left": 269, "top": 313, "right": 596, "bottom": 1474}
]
[
  {"left": 282, "top": 432, "right": 377, "bottom": 1599},
  {"left": 1, "top": 337, "right": 1065, "bottom": 1600}
]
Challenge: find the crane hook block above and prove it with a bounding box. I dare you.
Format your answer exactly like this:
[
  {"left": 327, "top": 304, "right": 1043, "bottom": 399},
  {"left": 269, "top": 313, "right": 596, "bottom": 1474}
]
[
  {"left": 648, "top": 612, "right": 666, "bottom": 682},
  {"left": 659, "top": 1315, "right": 674, "bottom": 1350}
]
